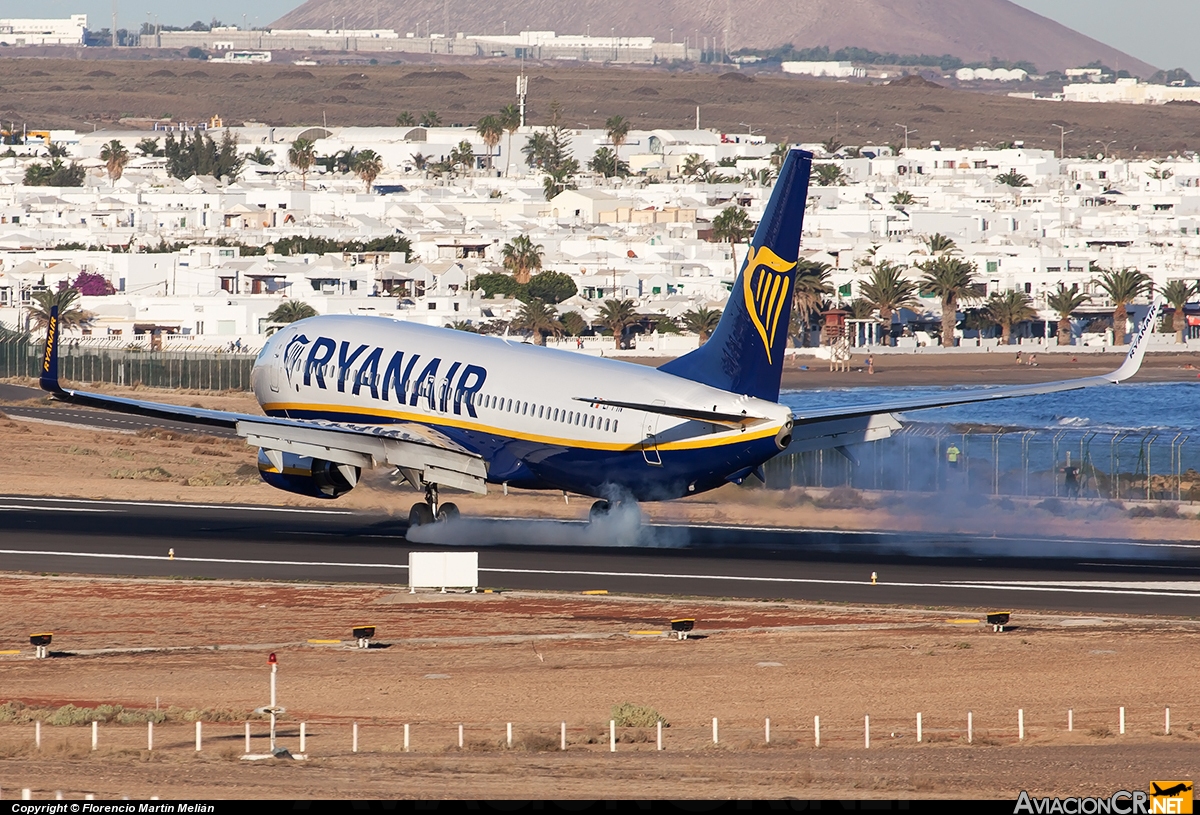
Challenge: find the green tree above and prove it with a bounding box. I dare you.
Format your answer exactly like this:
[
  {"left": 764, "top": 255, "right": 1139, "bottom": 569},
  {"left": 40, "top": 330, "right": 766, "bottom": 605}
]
[
  {"left": 266, "top": 300, "right": 318, "bottom": 323},
  {"left": 1095, "top": 267, "right": 1152, "bottom": 344},
  {"left": 1160, "top": 279, "right": 1199, "bottom": 343},
  {"left": 395, "top": 111, "right": 416, "bottom": 126},
  {"left": 450, "top": 141, "right": 475, "bottom": 175},
  {"left": 598, "top": 298, "right": 639, "bottom": 350},
  {"left": 821, "top": 136, "right": 843, "bottom": 155},
  {"left": 135, "top": 137, "right": 163, "bottom": 157},
  {"left": 163, "top": 130, "right": 243, "bottom": 182},
  {"left": 247, "top": 147, "right": 274, "bottom": 166},
  {"left": 814, "top": 163, "right": 847, "bottom": 186},
  {"left": 920, "top": 232, "right": 959, "bottom": 255},
  {"left": 858, "top": 260, "right": 918, "bottom": 346},
  {"left": 28, "top": 287, "right": 89, "bottom": 332},
  {"left": 499, "top": 103, "right": 521, "bottom": 177},
  {"left": 919, "top": 256, "right": 980, "bottom": 347},
  {"left": 472, "top": 272, "right": 525, "bottom": 299},
  {"left": 420, "top": 111, "right": 441, "bottom": 127},
  {"left": 445, "top": 320, "right": 479, "bottom": 333},
  {"left": 711, "top": 206, "right": 756, "bottom": 276},
  {"left": 475, "top": 115, "right": 504, "bottom": 170},
  {"left": 1046, "top": 284, "right": 1090, "bottom": 346},
  {"left": 287, "top": 138, "right": 316, "bottom": 190},
  {"left": 23, "top": 158, "right": 85, "bottom": 187},
  {"left": 681, "top": 153, "right": 711, "bottom": 179},
  {"left": 890, "top": 190, "right": 915, "bottom": 206},
  {"left": 525, "top": 271, "right": 577, "bottom": 304},
  {"left": 791, "top": 260, "right": 834, "bottom": 347},
  {"left": 559, "top": 311, "right": 586, "bottom": 337},
  {"left": 681, "top": 306, "right": 722, "bottom": 342},
  {"left": 983, "top": 289, "right": 1037, "bottom": 345},
  {"left": 770, "top": 142, "right": 790, "bottom": 170},
  {"left": 589, "top": 147, "right": 629, "bottom": 178},
  {"left": 605, "top": 115, "right": 631, "bottom": 151},
  {"left": 352, "top": 149, "right": 384, "bottom": 193},
  {"left": 995, "top": 171, "right": 1030, "bottom": 188},
  {"left": 513, "top": 299, "right": 563, "bottom": 346},
  {"left": 99, "top": 140, "right": 130, "bottom": 184},
  {"left": 502, "top": 235, "right": 545, "bottom": 285}
]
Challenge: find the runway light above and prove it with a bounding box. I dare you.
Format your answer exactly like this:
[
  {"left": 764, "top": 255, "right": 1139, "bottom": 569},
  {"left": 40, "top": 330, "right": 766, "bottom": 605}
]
[
  {"left": 871, "top": 571, "right": 877, "bottom": 585},
  {"left": 268, "top": 652, "right": 277, "bottom": 665},
  {"left": 30, "top": 632, "right": 53, "bottom": 659},
  {"left": 987, "top": 612, "right": 1011, "bottom": 633},
  {"left": 352, "top": 625, "right": 376, "bottom": 649},
  {"left": 168, "top": 548, "right": 174, "bottom": 560},
  {"left": 670, "top": 618, "right": 695, "bottom": 640}
]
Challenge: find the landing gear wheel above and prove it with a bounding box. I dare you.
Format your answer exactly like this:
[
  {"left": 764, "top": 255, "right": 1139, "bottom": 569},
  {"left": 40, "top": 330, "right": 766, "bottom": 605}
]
[
  {"left": 436, "top": 502, "right": 460, "bottom": 522},
  {"left": 408, "top": 502, "right": 434, "bottom": 528},
  {"left": 589, "top": 500, "right": 612, "bottom": 523}
]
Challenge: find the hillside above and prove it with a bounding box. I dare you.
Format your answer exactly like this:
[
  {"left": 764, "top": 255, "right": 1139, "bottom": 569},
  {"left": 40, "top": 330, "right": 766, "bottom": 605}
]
[{"left": 271, "top": 0, "right": 1156, "bottom": 75}]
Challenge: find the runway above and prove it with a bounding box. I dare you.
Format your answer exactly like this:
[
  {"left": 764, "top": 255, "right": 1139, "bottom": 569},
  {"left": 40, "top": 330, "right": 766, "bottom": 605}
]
[{"left": 1, "top": 494, "right": 1198, "bottom": 616}]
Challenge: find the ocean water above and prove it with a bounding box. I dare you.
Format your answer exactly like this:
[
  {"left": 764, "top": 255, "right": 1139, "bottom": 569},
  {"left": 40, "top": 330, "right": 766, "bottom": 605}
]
[{"left": 779, "top": 382, "right": 1200, "bottom": 434}]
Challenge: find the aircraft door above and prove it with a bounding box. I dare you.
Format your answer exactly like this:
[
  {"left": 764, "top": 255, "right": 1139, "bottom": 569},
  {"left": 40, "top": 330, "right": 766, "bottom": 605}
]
[
  {"left": 268, "top": 350, "right": 281, "bottom": 393},
  {"left": 641, "top": 401, "right": 663, "bottom": 466}
]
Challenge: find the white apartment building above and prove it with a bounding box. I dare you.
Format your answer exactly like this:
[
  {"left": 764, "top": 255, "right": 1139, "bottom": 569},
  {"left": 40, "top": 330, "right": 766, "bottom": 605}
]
[{"left": 0, "top": 14, "right": 87, "bottom": 46}]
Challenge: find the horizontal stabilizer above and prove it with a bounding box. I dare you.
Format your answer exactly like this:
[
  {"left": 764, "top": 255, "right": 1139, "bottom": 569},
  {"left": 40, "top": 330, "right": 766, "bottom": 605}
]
[{"left": 573, "top": 397, "right": 769, "bottom": 428}]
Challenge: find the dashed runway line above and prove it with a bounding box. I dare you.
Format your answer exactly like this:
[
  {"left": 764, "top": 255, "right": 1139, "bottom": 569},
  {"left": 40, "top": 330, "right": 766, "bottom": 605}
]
[{"left": 0, "top": 495, "right": 352, "bottom": 515}]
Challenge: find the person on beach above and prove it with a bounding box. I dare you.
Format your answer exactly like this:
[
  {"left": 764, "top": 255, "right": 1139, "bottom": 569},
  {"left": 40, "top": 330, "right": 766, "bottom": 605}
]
[
  {"left": 867, "top": 355, "right": 874, "bottom": 375},
  {"left": 1015, "top": 351, "right": 1022, "bottom": 364},
  {"left": 1027, "top": 353, "right": 1038, "bottom": 367}
]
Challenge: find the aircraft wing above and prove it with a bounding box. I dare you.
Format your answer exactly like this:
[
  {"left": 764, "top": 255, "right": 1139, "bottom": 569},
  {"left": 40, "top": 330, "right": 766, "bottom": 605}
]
[
  {"left": 782, "top": 299, "right": 1162, "bottom": 454},
  {"left": 35, "top": 309, "right": 487, "bottom": 494}
]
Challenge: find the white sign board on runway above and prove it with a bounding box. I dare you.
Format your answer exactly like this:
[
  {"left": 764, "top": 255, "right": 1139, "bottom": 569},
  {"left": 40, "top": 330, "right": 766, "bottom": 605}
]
[{"left": 408, "top": 551, "right": 479, "bottom": 593}]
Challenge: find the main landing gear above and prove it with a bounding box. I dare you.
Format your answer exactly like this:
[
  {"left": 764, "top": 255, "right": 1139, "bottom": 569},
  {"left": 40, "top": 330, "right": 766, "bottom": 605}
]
[{"left": 408, "top": 483, "right": 459, "bottom": 527}]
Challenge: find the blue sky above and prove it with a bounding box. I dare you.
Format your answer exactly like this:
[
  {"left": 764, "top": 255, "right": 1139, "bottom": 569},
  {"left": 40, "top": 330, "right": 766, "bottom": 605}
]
[{"left": 4, "top": 0, "right": 1198, "bottom": 75}]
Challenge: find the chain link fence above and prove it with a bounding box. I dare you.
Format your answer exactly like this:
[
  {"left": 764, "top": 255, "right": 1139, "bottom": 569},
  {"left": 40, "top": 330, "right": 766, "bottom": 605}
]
[
  {"left": 0, "top": 336, "right": 257, "bottom": 392},
  {"left": 767, "top": 423, "right": 1198, "bottom": 503}
]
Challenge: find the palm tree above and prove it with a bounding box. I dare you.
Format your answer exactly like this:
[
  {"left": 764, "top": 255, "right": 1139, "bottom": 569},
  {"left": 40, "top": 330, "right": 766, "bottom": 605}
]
[
  {"left": 502, "top": 234, "right": 544, "bottom": 284},
  {"left": 814, "top": 163, "right": 846, "bottom": 186},
  {"left": 450, "top": 141, "right": 475, "bottom": 176},
  {"left": 513, "top": 299, "right": 563, "bottom": 346},
  {"left": 1095, "top": 267, "right": 1152, "bottom": 344},
  {"left": 890, "top": 191, "right": 915, "bottom": 206},
  {"left": 605, "top": 115, "right": 630, "bottom": 152},
  {"left": 247, "top": 147, "right": 274, "bottom": 166},
  {"left": 446, "top": 320, "right": 478, "bottom": 333},
  {"left": 681, "top": 306, "right": 722, "bottom": 342},
  {"left": 352, "top": 150, "right": 384, "bottom": 193},
  {"left": 919, "top": 255, "right": 980, "bottom": 347},
  {"left": 28, "top": 287, "right": 89, "bottom": 332},
  {"left": 711, "top": 206, "right": 755, "bottom": 276},
  {"left": 588, "top": 147, "right": 629, "bottom": 178},
  {"left": 266, "top": 300, "right": 318, "bottom": 323},
  {"left": 598, "top": 299, "right": 639, "bottom": 350},
  {"left": 821, "top": 136, "right": 843, "bottom": 155},
  {"left": 984, "top": 289, "right": 1037, "bottom": 345},
  {"left": 475, "top": 115, "right": 503, "bottom": 170},
  {"left": 499, "top": 104, "right": 521, "bottom": 177},
  {"left": 769, "top": 142, "right": 790, "bottom": 170},
  {"left": 920, "top": 233, "right": 959, "bottom": 255},
  {"left": 791, "top": 260, "right": 834, "bottom": 347},
  {"left": 99, "top": 140, "right": 130, "bottom": 184},
  {"left": 1046, "top": 285, "right": 1090, "bottom": 346},
  {"left": 1160, "top": 279, "right": 1199, "bottom": 343},
  {"left": 420, "top": 111, "right": 441, "bottom": 127},
  {"left": 287, "top": 138, "right": 316, "bottom": 190},
  {"left": 395, "top": 111, "right": 416, "bottom": 126},
  {"left": 135, "top": 138, "right": 163, "bottom": 157},
  {"left": 995, "top": 171, "right": 1030, "bottom": 188},
  {"left": 858, "top": 260, "right": 918, "bottom": 346},
  {"left": 681, "top": 153, "right": 711, "bottom": 180}
]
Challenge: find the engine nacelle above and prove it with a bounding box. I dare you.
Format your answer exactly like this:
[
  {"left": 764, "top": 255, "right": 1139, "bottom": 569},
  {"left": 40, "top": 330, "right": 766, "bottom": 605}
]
[{"left": 257, "top": 449, "right": 359, "bottom": 499}]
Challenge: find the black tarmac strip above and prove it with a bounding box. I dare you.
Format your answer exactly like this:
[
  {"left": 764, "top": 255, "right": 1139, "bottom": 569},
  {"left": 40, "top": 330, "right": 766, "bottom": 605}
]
[{"left": 0, "top": 495, "right": 1198, "bottom": 617}]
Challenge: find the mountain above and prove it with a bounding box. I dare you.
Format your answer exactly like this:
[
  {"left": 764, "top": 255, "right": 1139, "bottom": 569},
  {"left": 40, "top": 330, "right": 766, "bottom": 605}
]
[{"left": 270, "top": 0, "right": 1156, "bottom": 75}]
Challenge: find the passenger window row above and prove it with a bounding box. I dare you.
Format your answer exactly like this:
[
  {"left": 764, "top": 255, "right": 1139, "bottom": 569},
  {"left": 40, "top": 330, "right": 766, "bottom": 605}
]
[{"left": 477, "top": 393, "right": 618, "bottom": 433}]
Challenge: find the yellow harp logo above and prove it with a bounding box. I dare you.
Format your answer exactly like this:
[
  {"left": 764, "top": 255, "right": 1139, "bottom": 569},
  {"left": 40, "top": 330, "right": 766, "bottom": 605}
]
[{"left": 742, "top": 246, "right": 795, "bottom": 364}]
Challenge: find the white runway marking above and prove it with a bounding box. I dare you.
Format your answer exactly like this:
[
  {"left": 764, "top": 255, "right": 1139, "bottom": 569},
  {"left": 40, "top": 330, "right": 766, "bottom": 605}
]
[
  {"left": 0, "top": 505, "right": 117, "bottom": 513},
  {"left": 0, "top": 549, "right": 408, "bottom": 570}
]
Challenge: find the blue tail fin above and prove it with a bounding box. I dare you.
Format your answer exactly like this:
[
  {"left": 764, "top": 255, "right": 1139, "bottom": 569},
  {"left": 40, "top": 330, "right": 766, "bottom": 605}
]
[
  {"left": 659, "top": 149, "right": 812, "bottom": 401},
  {"left": 40, "top": 304, "right": 63, "bottom": 394}
]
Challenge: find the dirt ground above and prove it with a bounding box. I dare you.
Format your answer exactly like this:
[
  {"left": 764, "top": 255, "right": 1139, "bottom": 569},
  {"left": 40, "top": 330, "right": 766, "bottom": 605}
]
[
  {"left": 1, "top": 360, "right": 1197, "bottom": 541},
  {"left": 0, "top": 576, "right": 1198, "bottom": 799},
  {"left": 4, "top": 57, "right": 1200, "bottom": 154}
]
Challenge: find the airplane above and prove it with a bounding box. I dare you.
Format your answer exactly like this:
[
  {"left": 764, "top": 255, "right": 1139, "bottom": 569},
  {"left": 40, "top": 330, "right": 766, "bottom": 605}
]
[
  {"left": 37, "top": 149, "right": 1162, "bottom": 529},
  {"left": 1151, "top": 783, "right": 1193, "bottom": 797}
]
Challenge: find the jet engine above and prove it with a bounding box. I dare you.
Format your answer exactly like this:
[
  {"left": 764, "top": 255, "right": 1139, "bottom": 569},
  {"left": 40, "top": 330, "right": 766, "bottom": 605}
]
[{"left": 256, "top": 448, "right": 359, "bottom": 499}]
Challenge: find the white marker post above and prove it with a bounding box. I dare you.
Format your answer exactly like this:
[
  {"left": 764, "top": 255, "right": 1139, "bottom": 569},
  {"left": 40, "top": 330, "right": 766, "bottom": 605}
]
[
  {"left": 507, "top": 722, "right": 512, "bottom": 749},
  {"left": 92, "top": 720, "right": 98, "bottom": 751},
  {"left": 814, "top": 715, "right": 820, "bottom": 748},
  {"left": 1018, "top": 709, "right": 1024, "bottom": 742},
  {"left": 712, "top": 717, "right": 718, "bottom": 745},
  {"left": 560, "top": 722, "right": 566, "bottom": 751},
  {"left": 916, "top": 713, "right": 922, "bottom": 743},
  {"left": 352, "top": 722, "right": 358, "bottom": 753},
  {"left": 35, "top": 720, "right": 40, "bottom": 750},
  {"left": 195, "top": 721, "right": 202, "bottom": 752},
  {"left": 147, "top": 721, "right": 153, "bottom": 751},
  {"left": 864, "top": 715, "right": 870, "bottom": 749},
  {"left": 1119, "top": 707, "right": 1125, "bottom": 735},
  {"left": 1068, "top": 709, "right": 1073, "bottom": 732},
  {"left": 244, "top": 722, "right": 251, "bottom": 754},
  {"left": 459, "top": 724, "right": 465, "bottom": 749},
  {"left": 1165, "top": 707, "right": 1170, "bottom": 736},
  {"left": 300, "top": 723, "right": 306, "bottom": 755},
  {"left": 609, "top": 720, "right": 616, "bottom": 752},
  {"left": 967, "top": 712, "right": 972, "bottom": 744},
  {"left": 765, "top": 717, "right": 771, "bottom": 745},
  {"left": 404, "top": 723, "right": 410, "bottom": 752},
  {"left": 656, "top": 720, "right": 662, "bottom": 751},
  {"left": 268, "top": 652, "right": 280, "bottom": 750}
]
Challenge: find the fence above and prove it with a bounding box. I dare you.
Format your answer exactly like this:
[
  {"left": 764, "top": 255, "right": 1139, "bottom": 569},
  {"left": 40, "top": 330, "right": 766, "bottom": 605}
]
[
  {"left": 0, "top": 337, "right": 257, "bottom": 391},
  {"left": 767, "top": 423, "right": 1199, "bottom": 503}
]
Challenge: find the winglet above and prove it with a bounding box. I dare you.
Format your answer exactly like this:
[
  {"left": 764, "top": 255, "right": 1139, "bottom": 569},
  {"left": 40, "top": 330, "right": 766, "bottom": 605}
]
[
  {"left": 1106, "top": 297, "right": 1162, "bottom": 383},
  {"left": 39, "top": 305, "right": 63, "bottom": 394}
]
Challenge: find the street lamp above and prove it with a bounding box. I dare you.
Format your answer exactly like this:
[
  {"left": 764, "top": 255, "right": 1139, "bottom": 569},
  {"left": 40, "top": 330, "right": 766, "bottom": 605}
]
[
  {"left": 1051, "top": 124, "right": 1073, "bottom": 159},
  {"left": 894, "top": 123, "right": 917, "bottom": 151}
]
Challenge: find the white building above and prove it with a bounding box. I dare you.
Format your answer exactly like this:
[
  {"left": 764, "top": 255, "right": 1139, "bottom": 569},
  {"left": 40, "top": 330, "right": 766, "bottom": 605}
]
[
  {"left": 1063, "top": 78, "right": 1200, "bottom": 105},
  {"left": 0, "top": 15, "right": 87, "bottom": 46},
  {"left": 781, "top": 61, "right": 866, "bottom": 79},
  {"left": 955, "top": 67, "right": 1028, "bottom": 82}
]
